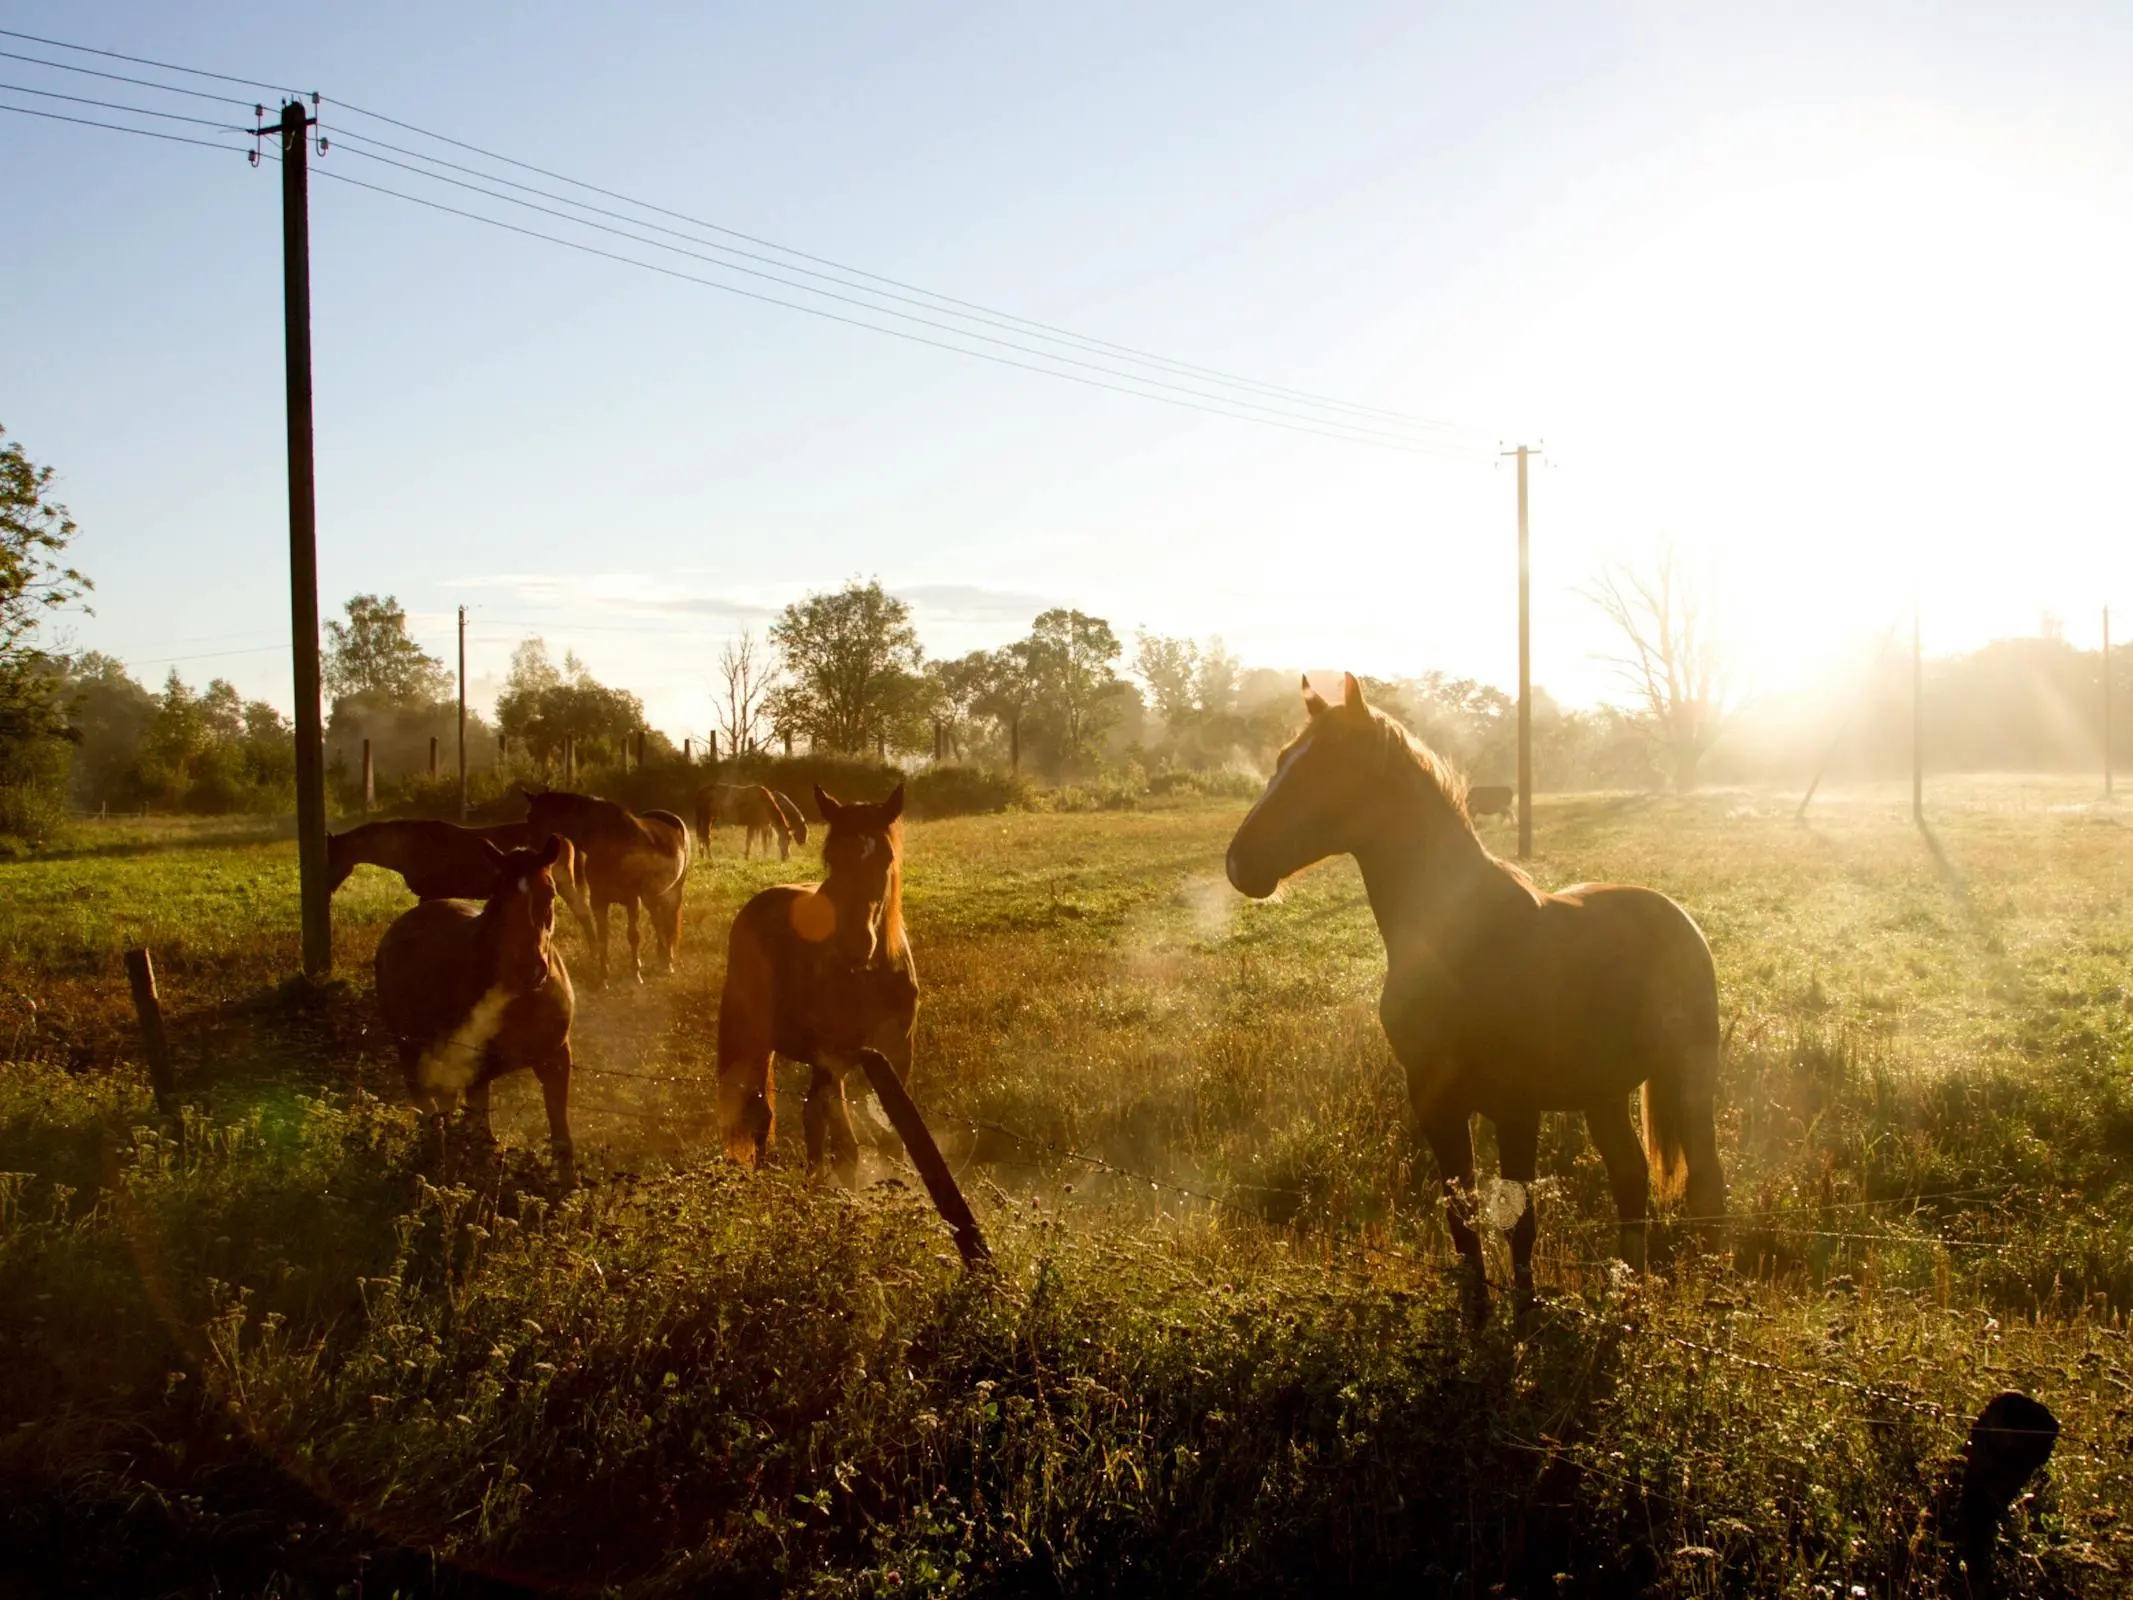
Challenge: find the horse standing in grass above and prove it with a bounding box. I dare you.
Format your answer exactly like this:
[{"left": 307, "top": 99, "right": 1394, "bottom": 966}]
[
  {"left": 717, "top": 782, "right": 917, "bottom": 1184},
  {"left": 327, "top": 818, "right": 595, "bottom": 939},
  {"left": 374, "top": 835, "right": 577, "bottom": 1182},
  {"left": 521, "top": 788, "right": 691, "bottom": 986},
  {"left": 1225, "top": 673, "right": 1725, "bottom": 1308},
  {"left": 694, "top": 782, "right": 809, "bottom": 860}
]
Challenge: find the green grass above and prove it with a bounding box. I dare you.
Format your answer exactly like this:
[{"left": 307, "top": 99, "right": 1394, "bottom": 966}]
[{"left": 2, "top": 782, "right": 2130, "bottom": 1595}]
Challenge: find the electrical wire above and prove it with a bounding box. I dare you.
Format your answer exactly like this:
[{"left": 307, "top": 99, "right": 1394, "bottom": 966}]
[
  {"left": 0, "top": 99, "right": 249, "bottom": 152},
  {"left": 310, "top": 163, "right": 1476, "bottom": 456},
  {"left": 319, "top": 126, "right": 1479, "bottom": 441},
  {"left": 327, "top": 140, "right": 1462, "bottom": 451},
  {"left": 0, "top": 45, "right": 261, "bottom": 107},
  {"left": 0, "top": 25, "right": 299, "bottom": 97},
  {"left": 0, "top": 79, "right": 252, "bottom": 131}
]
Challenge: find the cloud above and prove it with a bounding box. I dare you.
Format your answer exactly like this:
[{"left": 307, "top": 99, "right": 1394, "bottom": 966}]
[{"left": 898, "top": 583, "right": 1060, "bottom": 624}]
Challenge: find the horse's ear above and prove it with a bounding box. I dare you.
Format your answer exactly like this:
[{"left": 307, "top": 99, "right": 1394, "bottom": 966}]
[
  {"left": 537, "top": 833, "right": 562, "bottom": 867},
  {"left": 814, "top": 784, "right": 842, "bottom": 823},
  {"left": 1301, "top": 674, "right": 1330, "bottom": 718},
  {"left": 1343, "top": 672, "right": 1367, "bottom": 713},
  {"left": 880, "top": 781, "right": 905, "bottom": 824},
  {"left": 482, "top": 839, "right": 508, "bottom": 868}
]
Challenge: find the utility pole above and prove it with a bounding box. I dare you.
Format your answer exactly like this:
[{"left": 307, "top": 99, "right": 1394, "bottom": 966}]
[
  {"left": 271, "top": 97, "right": 330, "bottom": 978},
  {"left": 1503, "top": 445, "right": 1538, "bottom": 858},
  {"left": 2106, "top": 605, "right": 2114, "bottom": 799},
  {"left": 457, "top": 605, "right": 468, "bottom": 820},
  {"left": 1912, "top": 600, "right": 1924, "bottom": 826}
]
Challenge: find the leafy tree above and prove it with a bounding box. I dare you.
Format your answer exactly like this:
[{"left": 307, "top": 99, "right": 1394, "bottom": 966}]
[
  {"left": 766, "top": 579, "right": 926, "bottom": 753},
  {"left": 133, "top": 669, "right": 293, "bottom": 813},
  {"left": 1134, "top": 633, "right": 1200, "bottom": 729},
  {"left": 62, "top": 652, "right": 155, "bottom": 807},
  {"left": 972, "top": 642, "right": 1039, "bottom": 772},
  {"left": 924, "top": 650, "right": 996, "bottom": 760},
  {"left": 1022, "top": 608, "right": 1124, "bottom": 772},
  {"left": 0, "top": 426, "right": 91, "bottom": 750},
  {"left": 322, "top": 593, "right": 451, "bottom": 709},
  {"left": 494, "top": 638, "right": 647, "bottom": 769}
]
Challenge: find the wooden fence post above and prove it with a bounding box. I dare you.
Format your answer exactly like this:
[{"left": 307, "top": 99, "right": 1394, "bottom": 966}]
[
  {"left": 123, "top": 948, "right": 177, "bottom": 1117},
  {"left": 683, "top": 737, "right": 692, "bottom": 764},
  {"left": 428, "top": 735, "right": 438, "bottom": 777},
  {"left": 361, "top": 739, "right": 374, "bottom": 812},
  {"left": 856, "top": 1048, "right": 989, "bottom": 1267}
]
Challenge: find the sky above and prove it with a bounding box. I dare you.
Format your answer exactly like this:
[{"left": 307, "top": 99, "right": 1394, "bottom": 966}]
[{"left": 8, "top": 1, "right": 2133, "bottom": 741}]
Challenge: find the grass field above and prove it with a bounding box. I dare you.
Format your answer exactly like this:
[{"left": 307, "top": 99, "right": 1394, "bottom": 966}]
[{"left": 2, "top": 782, "right": 2130, "bottom": 1595}]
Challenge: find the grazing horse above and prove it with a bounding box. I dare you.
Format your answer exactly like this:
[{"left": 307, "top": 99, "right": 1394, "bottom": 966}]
[
  {"left": 1225, "top": 673, "right": 1724, "bottom": 1306},
  {"left": 694, "top": 782, "right": 807, "bottom": 860},
  {"left": 1466, "top": 784, "right": 1515, "bottom": 822},
  {"left": 521, "top": 788, "right": 691, "bottom": 986},
  {"left": 327, "top": 818, "right": 595, "bottom": 940},
  {"left": 716, "top": 782, "right": 917, "bottom": 1184},
  {"left": 373, "top": 836, "right": 577, "bottom": 1182}
]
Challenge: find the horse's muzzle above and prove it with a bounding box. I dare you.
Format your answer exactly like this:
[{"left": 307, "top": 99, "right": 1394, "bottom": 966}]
[{"left": 1225, "top": 843, "right": 1277, "bottom": 900}]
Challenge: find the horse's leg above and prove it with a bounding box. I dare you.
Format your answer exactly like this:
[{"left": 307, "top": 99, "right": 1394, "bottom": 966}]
[
  {"left": 1587, "top": 1093, "right": 1652, "bottom": 1272},
  {"left": 1496, "top": 1105, "right": 1541, "bottom": 1296},
  {"left": 591, "top": 892, "right": 613, "bottom": 989},
  {"left": 462, "top": 1074, "right": 496, "bottom": 1143},
  {"left": 1420, "top": 1102, "right": 1486, "bottom": 1318},
  {"left": 717, "top": 1050, "right": 774, "bottom": 1166},
  {"left": 652, "top": 885, "right": 681, "bottom": 976},
  {"left": 802, "top": 1065, "right": 861, "bottom": 1187},
  {"left": 624, "top": 896, "right": 644, "bottom": 984},
  {"left": 536, "top": 1044, "right": 575, "bottom": 1186}
]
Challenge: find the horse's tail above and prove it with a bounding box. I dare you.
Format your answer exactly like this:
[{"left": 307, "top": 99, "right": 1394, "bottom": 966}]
[{"left": 1642, "top": 943, "right": 1727, "bottom": 1216}]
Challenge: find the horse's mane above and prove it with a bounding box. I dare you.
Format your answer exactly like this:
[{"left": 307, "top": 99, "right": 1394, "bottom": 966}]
[{"left": 1364, "top": 707, "right": 1540, "bottom": 892}]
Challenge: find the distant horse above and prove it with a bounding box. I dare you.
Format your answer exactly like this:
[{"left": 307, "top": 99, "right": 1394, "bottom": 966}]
[
  {"left": 717, "top": 782, "right": 917, "bottom": 1184},
  {"left": 1225, "top": 673, "right": 1724, "bottom": 1306},
  {"left": 694, "top": 782, "right": 809, "bottom": 859},
  {"left": 1466, "top": 784, "right": 1515, "bottom": 823},
  {"left": 373, "top": 835, "right": 577, "bottom": 1182},
  {"left": 521, "top": 788, "right": 691, "bottom": 986},
  {"left": 327, "top": 818, "right": 595, "bottom": 939}
]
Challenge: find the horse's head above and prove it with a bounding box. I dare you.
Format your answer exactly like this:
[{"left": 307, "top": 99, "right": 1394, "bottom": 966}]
[
  {"left": 482, "top": 834, "right": 564, "bottom": 990},
  {"left": 1226, "top": 672, "right": 1390, "bottom": 898},
  {"left": 693, "top": 787, "right": 717, "bottom": 847},
  {"left": 812, "top": 781, "right": 905, "bottom": 965}
]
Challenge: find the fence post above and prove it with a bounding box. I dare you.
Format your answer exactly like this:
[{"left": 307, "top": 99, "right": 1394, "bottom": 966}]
[
  {"left": 683, "top": 737, "right": 692, "bottom": 764},
  {"left": 361, "top": 739, "right": 374, "bottom": 812},
  {"left": 123, "top": 948, "right": 177, "bottom": 1118},
  {"left": 856, "top": 1049, "right": 988, "bottom": 1267},
  {"left": 428, "top": 735, "right": 438, "bottom": 777}
]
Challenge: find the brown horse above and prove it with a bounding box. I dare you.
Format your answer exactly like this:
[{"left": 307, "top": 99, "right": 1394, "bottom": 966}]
[
  {"left": 373, "top": 835, "right": 577, "bottom": 1182},
  {"left": 327, "top": 818, "right": 595, "bottom": 939},
  {"left": 1225, "top": 673, "right": 1724, "bottom": 1305},
  {"left": 521, "top": 788, "right": 691, "bottom": 986},
  {"left": 716, "top": 782, "right": 917, "bottom": 1184},
  {"left": 694, "top": 782, "right": 809, "bottom": 859}
]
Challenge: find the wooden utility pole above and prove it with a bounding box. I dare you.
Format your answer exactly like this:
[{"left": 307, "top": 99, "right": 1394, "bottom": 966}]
[
  {"left": 1912, "top": 601, "right": 1924, "bottom": 825},
  {"left": 2105, "top": 606, "right": 2114, "bottom": 799},
  {"left": 457, "top": 604, "right": 469, "bottom": 820},
  {"left": 275, "top": 98, "right": 330, "bottom": 977},
  {"left": 1504, "top": 445, "right": 1537, "bottom": 858}
]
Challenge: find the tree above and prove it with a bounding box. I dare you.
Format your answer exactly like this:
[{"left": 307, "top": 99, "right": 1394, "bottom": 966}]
[
  {"left": 766, "top": 579, "right": 926, "bottom": 753},
  {"left": 1134, "top": 633, "right": 1200, "bottom": 729},
  {"left": 494, "top": 638, "right": 647, "bottom": 769},
  {"left": 1582, "top": 539, "right": 1732, "bottom": 791},
  {"left": 715, "top": 632, "right": 775, "bottom": 755},
  {"left": 1022, "top": 608, "right": 1124, "bottom": 771},
  {"left": 0, "top": 426, "right": 91, "bottom": 749},
  {"left": 972, "top": 642, "right": 1038, "bottom": 772},
  {"left": 322, "top": 593, "right": 451, "bottom": 709},
  {"left": 924, "top": 650, "right": 995, "bottom": 760}
]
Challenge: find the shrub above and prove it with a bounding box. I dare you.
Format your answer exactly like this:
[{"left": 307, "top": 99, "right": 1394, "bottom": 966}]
[{"left": 908, "top": 764, "right": 1029, "bottom": 819}]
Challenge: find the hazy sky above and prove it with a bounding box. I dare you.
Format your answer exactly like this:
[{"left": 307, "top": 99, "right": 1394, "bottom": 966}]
[{"left": 9, "top": 2, "right": 2133, "bottom": 739}]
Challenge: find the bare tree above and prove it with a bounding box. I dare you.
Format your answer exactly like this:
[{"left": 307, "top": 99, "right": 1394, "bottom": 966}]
[
  {"left": 716, "top": 632, "right": 776, "bottom": 756},
  {"left": 1582, "top": 540, "right": 1731, "bottom": 792}
]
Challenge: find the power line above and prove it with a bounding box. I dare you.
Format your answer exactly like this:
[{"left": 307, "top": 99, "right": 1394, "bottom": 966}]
[
  {"left": 319, "top": 125, "right": 1478, "bottom": 441},
  {"left": 0, "top": 45, "right": 260, "bottom": 107},
  {"left": 0, "top": 100, "right": 248, "bottom": 153},
  {"left": 327, "top": 140, "right": 1467, "bottom": 453},
  {"left": 311, "top": 163, "right": 1472, "bottom": 456},
  {"left": 0, "top": 25, "right": 299, "bottom": 97},
  {"left": 0, "top": 79, "right": 252, "bottom": 131}
]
